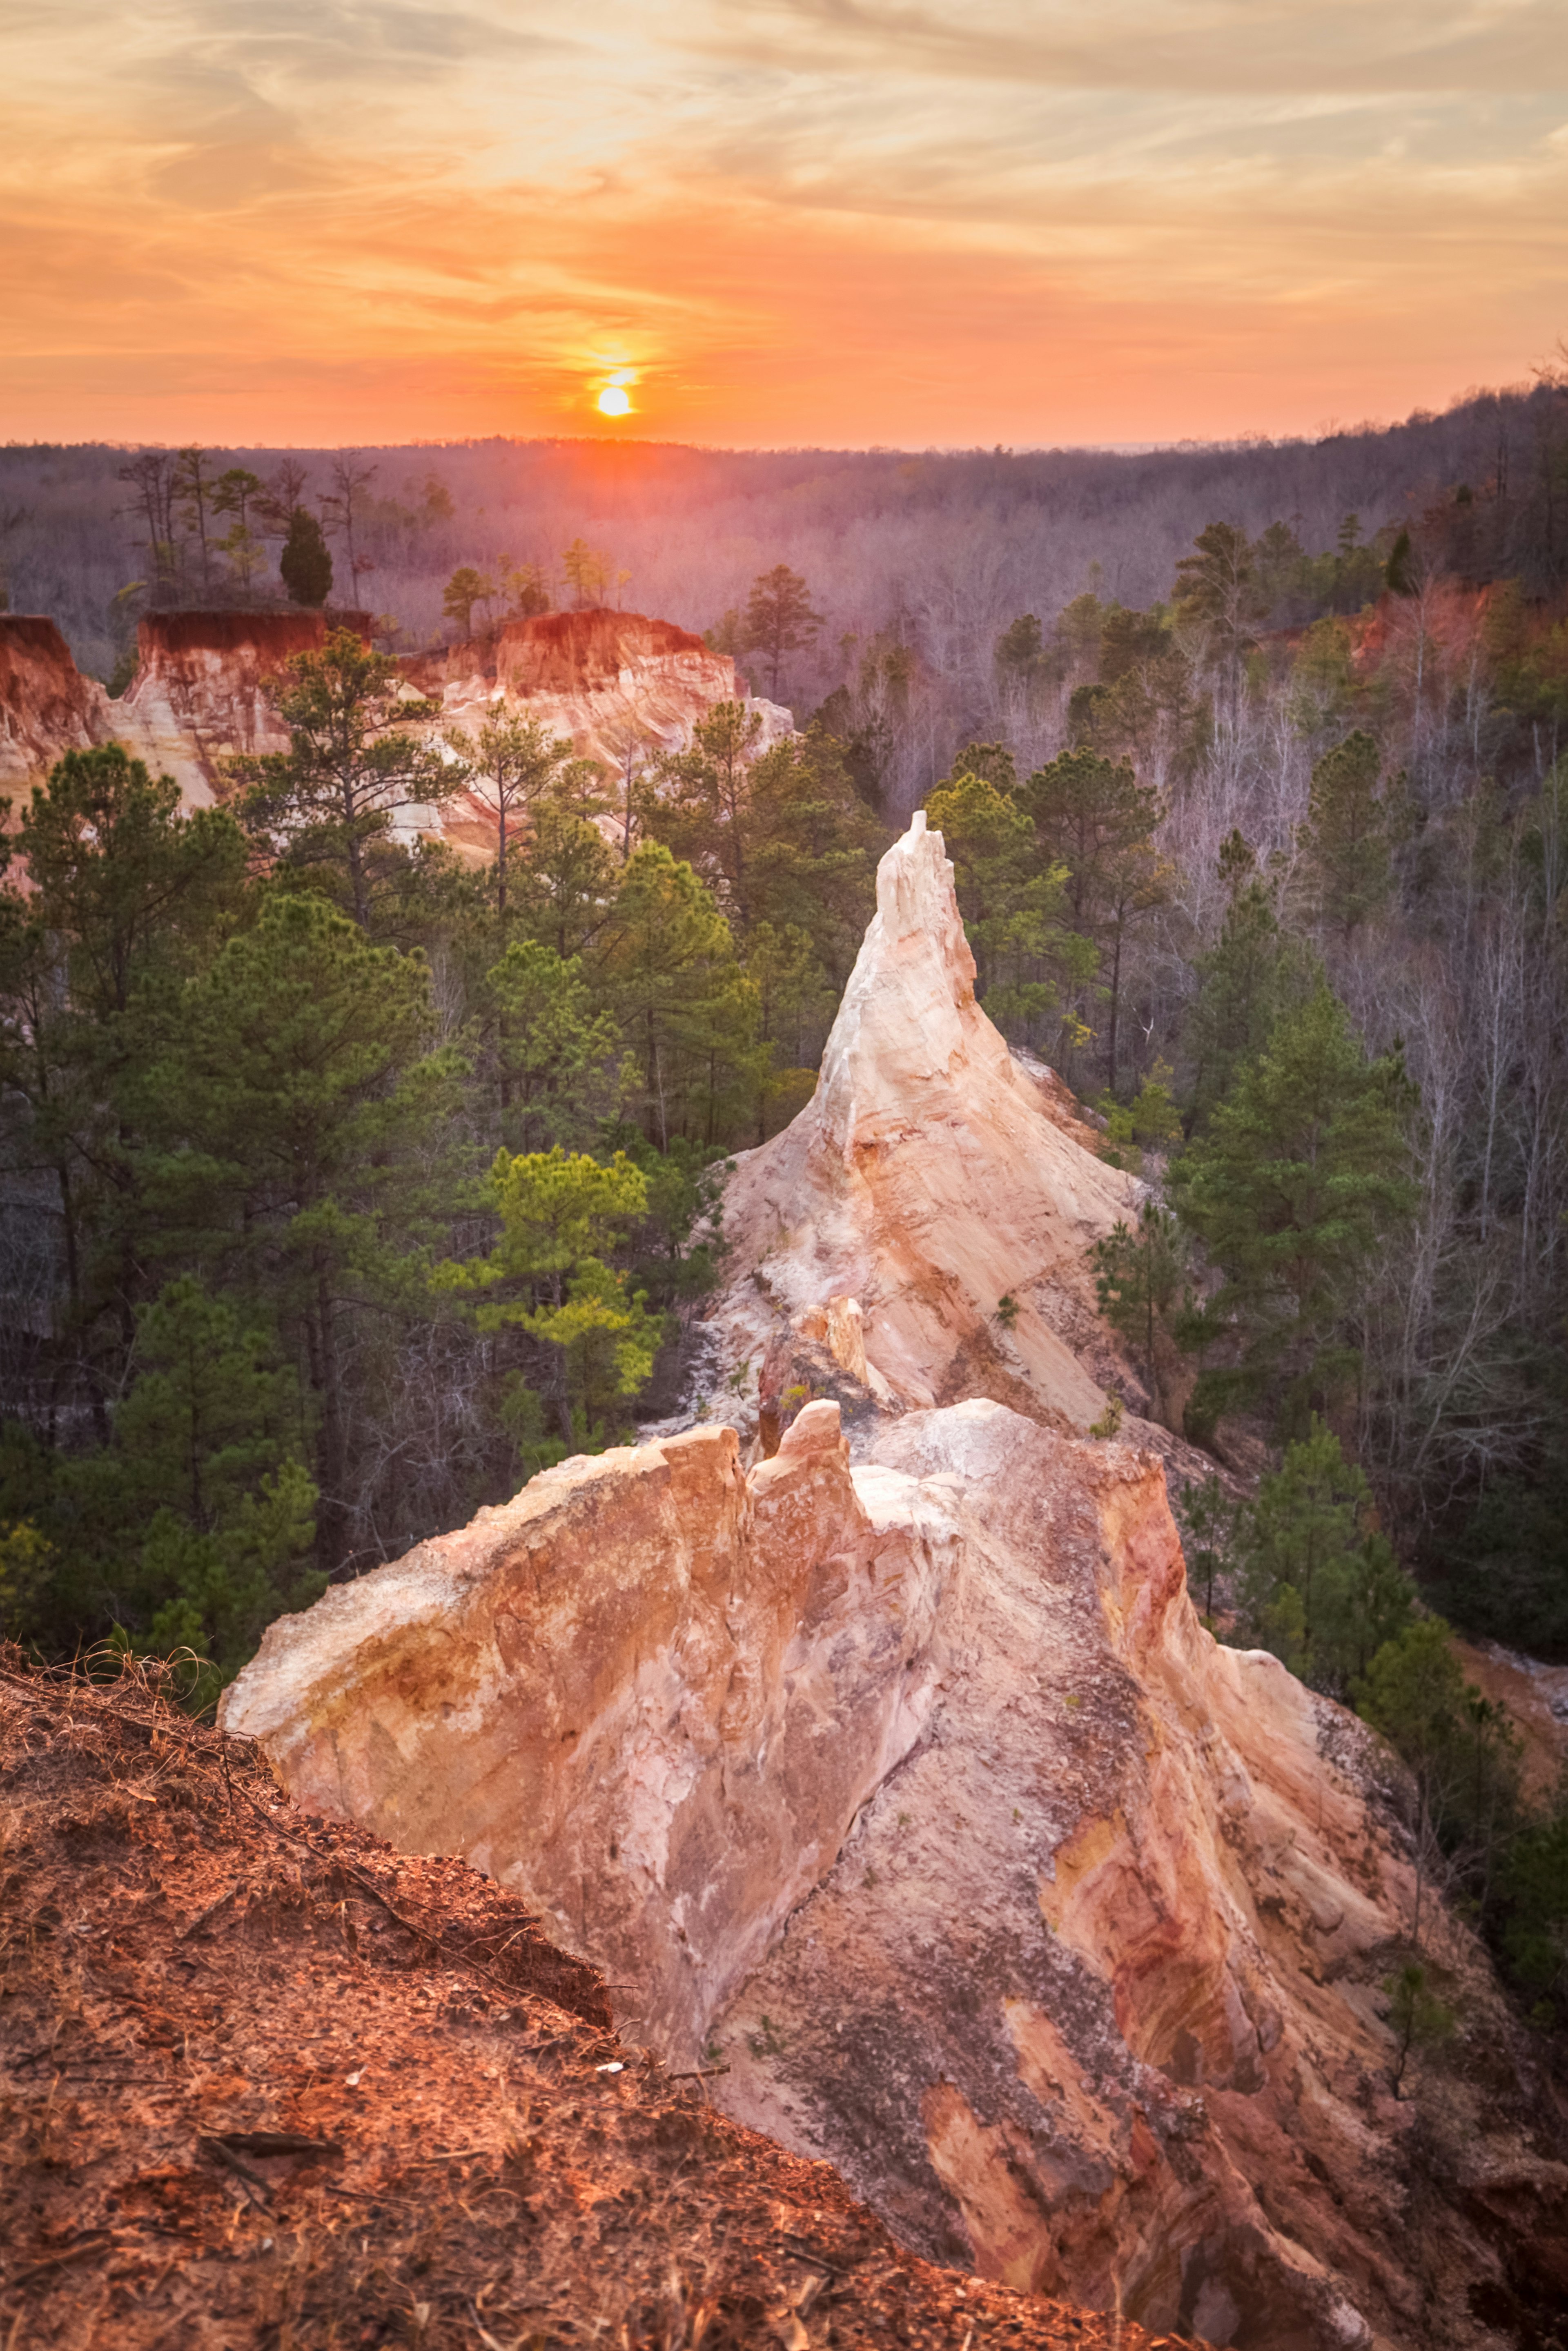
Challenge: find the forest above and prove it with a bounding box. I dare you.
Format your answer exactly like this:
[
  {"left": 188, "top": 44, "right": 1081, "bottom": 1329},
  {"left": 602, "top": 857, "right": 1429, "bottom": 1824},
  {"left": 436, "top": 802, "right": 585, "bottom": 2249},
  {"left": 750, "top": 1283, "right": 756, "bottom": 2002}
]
[{"left": 3, "top": 361, "right": 1568, "bottom": 2008}]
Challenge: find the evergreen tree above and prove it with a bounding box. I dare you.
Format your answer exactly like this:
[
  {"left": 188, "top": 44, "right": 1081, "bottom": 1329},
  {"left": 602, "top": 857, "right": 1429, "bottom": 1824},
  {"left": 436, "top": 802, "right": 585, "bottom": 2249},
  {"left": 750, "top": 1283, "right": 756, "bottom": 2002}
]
[
  {"left": 1232, "top": 1418, "right": 1413, "bottom": 1693},
  {"left": 1357, "top": 1617, "right": 1522, "bottom": 1942},
  {"left": 643, "top": 701, "right": 766, "bottom": 929},
  {"left": 441, "top": 565, "right": 495, "bottom": 639},
  {"left": 730, "top": 726, "right": 884, "bottom": 988},
  {"left": 231, "top": 631, "right": 449, "bottom": 929},
  {"left": 1172, "top": 521, "right": 1267, "bottom": 664},
  {"left": 443, "top": 712, "right": 592, "bottom": 917},
  {"left": 2, "top": 748, "right": 248, "bottom": 1397},
  {"left": 438, "top": 1147, "right": 657, "bottom": 1453},
  {"left": 486, "top": 938, "right": 628, "bottom": 1152},
  {"left": 640, "top": 710, "right": 883, "bottom": 988},
  {"left": 150, "top": 893, "right": 469, "bottom": 1567},
  {"left": 280, "top": 510, "right": 333, "bottom": 607},
  {"left": 925, "top": 769, "right": 1078, "bottom": 1045},
  {"left": 742, "top": 564, "right": 823, "bottom": 700},
  {"left": 1090, "top": 1201, "right": 1188, "bottom": 1426},
  {"left": 1018, "top": 746, "right": 1167, "bottom": 1087},
  {"left": 1170, "top": 980, "right": 1416, "bottom": 1426},
  {"left": 1298, "top": 730, "right": 1395, "bottom": 942},
  {"left": 597, "top": 844, "right": 759, "bottom": 1148},
  {"left": 66, "top": 1279, "right": 319, "bottom": 1696},
  {"left": 515, "top": 803, "right": 619, "bottom": 962},
  {"left": 1185, "top": 844, "right": 1300, "bottom": 1130},
  {"left": 743, "top": 920, "right": 833, "bottom": 1139}
]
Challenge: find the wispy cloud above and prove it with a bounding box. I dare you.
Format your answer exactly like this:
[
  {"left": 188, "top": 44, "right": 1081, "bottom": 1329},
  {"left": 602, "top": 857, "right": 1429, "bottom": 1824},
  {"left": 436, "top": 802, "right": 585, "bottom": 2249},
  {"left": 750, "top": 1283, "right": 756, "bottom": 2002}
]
[{"left": 2, "top": 0, "right": 1562, "bottom": 443}]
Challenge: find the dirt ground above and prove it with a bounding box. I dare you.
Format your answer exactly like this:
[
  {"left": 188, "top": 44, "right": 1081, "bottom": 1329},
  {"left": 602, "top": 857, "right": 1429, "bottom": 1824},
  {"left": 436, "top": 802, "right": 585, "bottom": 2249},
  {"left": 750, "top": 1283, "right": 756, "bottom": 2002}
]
[{"left": 0, "top": 1649, "right": 1203, "bottom": 2351}]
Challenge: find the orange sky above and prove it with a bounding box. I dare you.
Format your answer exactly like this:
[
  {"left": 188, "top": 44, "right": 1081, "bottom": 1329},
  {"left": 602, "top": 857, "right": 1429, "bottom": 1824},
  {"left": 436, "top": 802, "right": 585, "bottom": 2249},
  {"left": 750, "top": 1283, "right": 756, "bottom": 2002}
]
[{"left": 3, "top": 1, "right": 1565, "bottom": 448}]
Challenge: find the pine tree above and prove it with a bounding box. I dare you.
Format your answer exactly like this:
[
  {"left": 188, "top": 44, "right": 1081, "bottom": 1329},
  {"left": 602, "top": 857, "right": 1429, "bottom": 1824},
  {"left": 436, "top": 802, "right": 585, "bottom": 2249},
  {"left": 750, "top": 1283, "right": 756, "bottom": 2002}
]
[
  {"left": 1017, "top": 746, "right": 1167, "bottom": 1086},
  {"left": 1090, "top": 1201, "right": 1188, "bottom": 1425},
  {"left": 280, "top": 510, "right": 333, "bottom": 607},
  {"left": 151, "top": 893, "right": 469, "bottom": 1567},
  {"left": 3, "top": 748, "right": 248, "bottom": 1397},
  {"left": 231, "top": 631, "right": 448, "bottom": 929},
  {"left": 67, "top": 1279, "right": 320, "bottom": 1696},
  {"left": 514, "top": 803, "right": 619, "bottom": 962},
  {"left": 437, "top": 1147, "right": 657, "bottom": 1451},
  {"left": 1172, "top": 521, "right": 1267, "bottom": 664},
  {"left": 922, "top": 765, "right": 1080, "bottom": 1051},
  {"left": 486, "top": 938, "right": 628, "bottom": 1152},
  {"left": 1232, "top": 1418, "right": 1413, "bottom": 1692},
  {"left": 1170, "top": 979, "right": 1416, "bottom": 1422},
  {"left": 742, "top": 565, "right": 823, "bottom": 700},
  {"left": 1298, "top": 729, "right": 1395, "bottom": 942},
  {"left": 443, "top": 713, "right": 590, "bottom": 916},
  {"left": 441, "top": 566, "right": 496, "bottom": 639},
  {"left": 643, "top": 701, "right": 766, "bottom": 930},
  {"left": 1185, "top": 854, "right": 1299, "bottom": 1130},
  {"left": 596, "top": 844, "right": 759, "bottom": 1149}
]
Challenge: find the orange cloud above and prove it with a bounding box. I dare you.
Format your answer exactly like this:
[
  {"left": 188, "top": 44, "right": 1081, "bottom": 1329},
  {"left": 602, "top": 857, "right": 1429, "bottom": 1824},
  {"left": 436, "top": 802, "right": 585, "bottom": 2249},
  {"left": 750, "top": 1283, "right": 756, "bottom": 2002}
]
[{"left": 2, "top": 1, "right": 1563, "bottom": 445}]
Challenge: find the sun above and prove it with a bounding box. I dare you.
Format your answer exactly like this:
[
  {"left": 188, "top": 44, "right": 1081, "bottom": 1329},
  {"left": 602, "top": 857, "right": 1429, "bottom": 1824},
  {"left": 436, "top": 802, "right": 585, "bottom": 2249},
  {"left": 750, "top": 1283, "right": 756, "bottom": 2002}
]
[{"left": 596, "top": 385, "right": 632, "bottom": 417}]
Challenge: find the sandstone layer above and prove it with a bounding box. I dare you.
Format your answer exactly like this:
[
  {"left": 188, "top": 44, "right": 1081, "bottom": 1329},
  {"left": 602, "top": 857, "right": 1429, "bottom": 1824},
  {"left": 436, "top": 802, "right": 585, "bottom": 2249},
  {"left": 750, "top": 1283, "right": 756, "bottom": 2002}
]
[
  {"left": 703, "top": 811, "right": 1143, "bottom": 1438},
  {"left": 222, "top": 1397, "right": 1564, "bottom": 2351}
]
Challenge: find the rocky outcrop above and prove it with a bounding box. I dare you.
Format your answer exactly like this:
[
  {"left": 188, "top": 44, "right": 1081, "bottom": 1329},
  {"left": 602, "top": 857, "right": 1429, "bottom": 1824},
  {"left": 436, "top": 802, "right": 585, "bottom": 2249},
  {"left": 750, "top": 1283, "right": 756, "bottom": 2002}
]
[
  {"left": 0, "top": 615, "right": 113, "bottom": 797},
  {"left": 706, "top": 811, "right": 1142, "bottom": 1435},
  {"left": 410, "top": 607, "right": 794, "bottom": 862},
  {"left": 0, "top": 608, "right": 372, "bottom": 811},
  {"left": 114, "top": 609, "right": 372, "bottom": 804},
  {"left": 222, "top": 1397, "right": 1557, "bottom": 2349},
  {"left": 217, "top": 808, "right": 1568, "bottom": 2349},
  {"left": 0, "top": 604, "right": 791, "bottom": 843}
]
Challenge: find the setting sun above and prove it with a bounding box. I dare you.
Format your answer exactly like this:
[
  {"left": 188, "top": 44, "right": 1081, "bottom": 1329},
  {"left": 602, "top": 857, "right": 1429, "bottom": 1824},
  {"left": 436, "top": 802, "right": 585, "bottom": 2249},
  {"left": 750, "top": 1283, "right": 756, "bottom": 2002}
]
[{"left": 596, "top": 386, "right": 632, "bottom": 417}]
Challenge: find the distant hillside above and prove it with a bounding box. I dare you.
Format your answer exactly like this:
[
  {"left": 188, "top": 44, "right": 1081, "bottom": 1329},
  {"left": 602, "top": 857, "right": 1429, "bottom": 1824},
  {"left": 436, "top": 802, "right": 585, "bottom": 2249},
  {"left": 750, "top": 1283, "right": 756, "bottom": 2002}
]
[{"left": 2, "top": 375, "right": 1564, "bottom": 804}]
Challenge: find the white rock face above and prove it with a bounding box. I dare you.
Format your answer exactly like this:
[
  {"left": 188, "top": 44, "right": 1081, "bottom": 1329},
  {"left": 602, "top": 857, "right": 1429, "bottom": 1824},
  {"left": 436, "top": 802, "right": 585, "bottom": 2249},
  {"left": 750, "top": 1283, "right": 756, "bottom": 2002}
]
[{"left": 709, "top": 812, "right": 1140, "bottom": 1428}]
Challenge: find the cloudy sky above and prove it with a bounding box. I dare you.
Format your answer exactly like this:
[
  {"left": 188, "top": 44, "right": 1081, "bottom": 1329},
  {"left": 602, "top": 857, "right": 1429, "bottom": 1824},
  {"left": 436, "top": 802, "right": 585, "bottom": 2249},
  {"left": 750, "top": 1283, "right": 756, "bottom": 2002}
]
[{"left": 3, "top": 0, "right": 1564, "bottom": 446}]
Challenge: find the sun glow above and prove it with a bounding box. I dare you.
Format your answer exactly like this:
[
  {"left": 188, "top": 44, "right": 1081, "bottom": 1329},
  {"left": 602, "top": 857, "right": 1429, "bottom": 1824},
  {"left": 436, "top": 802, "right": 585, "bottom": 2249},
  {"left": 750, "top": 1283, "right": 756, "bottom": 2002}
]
[{"left": 596, "top": 385, "right": 632, "bottom": 417}]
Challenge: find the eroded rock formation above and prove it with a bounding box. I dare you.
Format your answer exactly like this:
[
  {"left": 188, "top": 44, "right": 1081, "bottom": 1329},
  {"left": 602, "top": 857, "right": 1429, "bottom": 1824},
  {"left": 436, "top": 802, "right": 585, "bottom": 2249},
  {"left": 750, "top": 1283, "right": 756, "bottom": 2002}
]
[
  {"left": 0, "top": 606, "right": 789, "bottom": 842},
  {"left": 0, "top": 615, "right": 113, "bottom": 795},
  {"left": 223, "top": 1396, "right": 1558, "bottom": 2349},
  {"left": 219, "top": 814, "right": 1568, "bottom": 2349},
  {"left": 706, "top": 811, "right": 1143, "bottom": 1435}
]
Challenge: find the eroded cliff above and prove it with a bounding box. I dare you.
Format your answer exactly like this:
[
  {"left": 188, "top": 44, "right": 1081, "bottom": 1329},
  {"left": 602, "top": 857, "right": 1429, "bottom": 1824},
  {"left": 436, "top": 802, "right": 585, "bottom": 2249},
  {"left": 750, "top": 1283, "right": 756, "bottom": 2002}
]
[
  {"left": 218, "top": 815, "right": 1568, "bottom": 2351},
  {"left": 223, "top": 1396, "right": 1564, "bottom": 2349},
  {"left": 0, "top": 615, "right": 114, "bottom": 795},
  {"left": 0, "top": 606, "right": 789, "bottom": 841}
]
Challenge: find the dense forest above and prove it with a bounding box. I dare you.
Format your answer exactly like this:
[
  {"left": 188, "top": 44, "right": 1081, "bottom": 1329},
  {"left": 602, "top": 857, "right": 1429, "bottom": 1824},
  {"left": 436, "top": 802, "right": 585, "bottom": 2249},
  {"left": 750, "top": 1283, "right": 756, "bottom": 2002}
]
[{"left": 4, "top": 362, "right": 1568, "bottom": 2008}]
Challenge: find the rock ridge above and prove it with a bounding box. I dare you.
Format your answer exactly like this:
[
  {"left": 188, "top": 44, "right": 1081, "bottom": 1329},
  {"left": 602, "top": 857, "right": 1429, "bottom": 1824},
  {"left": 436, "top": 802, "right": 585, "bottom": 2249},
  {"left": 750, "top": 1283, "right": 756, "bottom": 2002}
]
[{"left": 706, "top": 813, "right": 1143, "bottom": 1435}]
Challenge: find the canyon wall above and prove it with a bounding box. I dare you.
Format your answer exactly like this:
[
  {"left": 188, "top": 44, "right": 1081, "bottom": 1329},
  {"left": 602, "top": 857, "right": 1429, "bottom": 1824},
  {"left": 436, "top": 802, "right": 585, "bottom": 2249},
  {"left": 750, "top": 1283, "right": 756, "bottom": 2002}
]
[{"left": 0, "top": 606, "right": 789, "bottom": 841}]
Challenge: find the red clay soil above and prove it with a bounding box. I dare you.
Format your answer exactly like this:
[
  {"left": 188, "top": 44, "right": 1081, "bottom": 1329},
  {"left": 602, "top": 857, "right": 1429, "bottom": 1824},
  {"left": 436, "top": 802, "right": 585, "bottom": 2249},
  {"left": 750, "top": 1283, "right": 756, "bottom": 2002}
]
[
  {"left": 0, "top": 1650, "right": 1205, "bottom": 2351},
  {"left": 135, "top": 611, "right": 374, "bottom": 661},
  {"left": 497, "top": 609, "right": 712, "bottom": 694}
]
